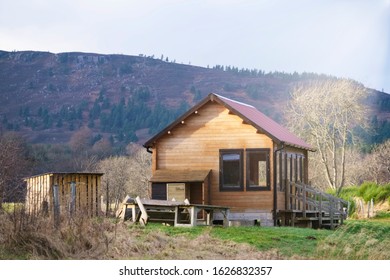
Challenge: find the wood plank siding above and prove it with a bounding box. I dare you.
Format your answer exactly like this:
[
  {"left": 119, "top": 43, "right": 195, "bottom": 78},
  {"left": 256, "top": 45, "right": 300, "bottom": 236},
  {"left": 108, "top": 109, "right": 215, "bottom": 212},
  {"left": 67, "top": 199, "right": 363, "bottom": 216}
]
[
  {"left": 25, "top": 173, "right": 103, "bottom": 217},
  {"left": 144, "top": 93, "right": 314, "bottom": 226},
  {"left": 152, "top": 101, "right": 275, "bottom": 212}
]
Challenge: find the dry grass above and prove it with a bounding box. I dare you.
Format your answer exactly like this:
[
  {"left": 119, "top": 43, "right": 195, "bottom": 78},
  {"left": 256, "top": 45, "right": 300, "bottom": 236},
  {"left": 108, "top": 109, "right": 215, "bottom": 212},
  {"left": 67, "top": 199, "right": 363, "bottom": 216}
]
[
  {"left": 0, "top": 210, "right": 282, "bottom": 260},
  {"left": 2, "top": 209, "right": 389, "bottom": 260},
  {"left": 0, "top": 209, "right": 115, "bottom": 260},
  {"left": 103, "top": 224, "right": 283, "bottom": 260}
]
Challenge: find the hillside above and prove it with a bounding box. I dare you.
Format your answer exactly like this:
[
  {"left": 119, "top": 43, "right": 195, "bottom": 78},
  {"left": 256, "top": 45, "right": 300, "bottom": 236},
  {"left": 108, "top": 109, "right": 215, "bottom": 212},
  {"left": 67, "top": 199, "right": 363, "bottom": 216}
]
[{"left": 0, "top": 50, "right": 389, "bottom": 146}]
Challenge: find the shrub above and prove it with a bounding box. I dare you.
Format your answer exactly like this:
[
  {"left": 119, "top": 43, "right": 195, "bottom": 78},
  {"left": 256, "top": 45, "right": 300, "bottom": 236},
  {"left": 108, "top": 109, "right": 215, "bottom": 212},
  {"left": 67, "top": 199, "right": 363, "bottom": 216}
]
[
  {"left": 357, "top": 182, "right": 390, "bottom": 203},
  {"left": 328, "top": 182, "right": 390, "bottom": 216}
]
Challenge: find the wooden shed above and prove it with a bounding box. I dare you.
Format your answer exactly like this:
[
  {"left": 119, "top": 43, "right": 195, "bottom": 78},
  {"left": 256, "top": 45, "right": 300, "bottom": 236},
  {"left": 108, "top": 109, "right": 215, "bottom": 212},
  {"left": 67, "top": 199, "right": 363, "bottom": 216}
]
[
  {"left": 25, "top": 172, "right": 103, "bottom": 217},
  {"left": 144, "top": 93, "right": 347, "bottom": 228}
]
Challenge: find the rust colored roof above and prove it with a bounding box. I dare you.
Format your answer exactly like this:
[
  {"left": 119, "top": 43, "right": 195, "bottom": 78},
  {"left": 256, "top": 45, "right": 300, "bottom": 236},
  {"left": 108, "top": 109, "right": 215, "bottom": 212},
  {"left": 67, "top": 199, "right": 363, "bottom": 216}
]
[
  {"left": 150, "top": 169, "right": 211, "bottom": 182},
  {"left": 144, "top": 93, "right": 314, "bottom": 151},
  {"left": 214, "top": 94, "right": 314, "bottom": 151}
]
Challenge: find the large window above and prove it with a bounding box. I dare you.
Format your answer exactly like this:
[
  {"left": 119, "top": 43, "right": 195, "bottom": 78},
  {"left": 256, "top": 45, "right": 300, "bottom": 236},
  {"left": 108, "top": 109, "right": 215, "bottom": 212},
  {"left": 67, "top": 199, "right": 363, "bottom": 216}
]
[
  {"left": 219, "top": 149, "right": 243, "bottom": 191},
  {"left": 246, "top": 149, "right": 270, "bottom": 190}
]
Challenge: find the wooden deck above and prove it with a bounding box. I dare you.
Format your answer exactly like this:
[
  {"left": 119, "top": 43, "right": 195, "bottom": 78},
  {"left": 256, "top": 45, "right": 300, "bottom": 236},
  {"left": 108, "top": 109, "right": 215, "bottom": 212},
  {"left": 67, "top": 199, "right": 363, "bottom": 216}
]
[
  {"left": 278, "top": 182, "right": 348, "bottom": 229},
  {"left": 118, "top": 197, "right": 230, "bottom": 227}
]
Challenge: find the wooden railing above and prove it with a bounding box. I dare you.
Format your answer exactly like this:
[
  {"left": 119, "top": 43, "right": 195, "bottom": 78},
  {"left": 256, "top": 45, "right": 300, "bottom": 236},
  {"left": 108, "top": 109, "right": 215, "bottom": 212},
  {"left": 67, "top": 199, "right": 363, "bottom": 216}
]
[{"left": 285, "top": 181, "right": 349, "bottom": 229}]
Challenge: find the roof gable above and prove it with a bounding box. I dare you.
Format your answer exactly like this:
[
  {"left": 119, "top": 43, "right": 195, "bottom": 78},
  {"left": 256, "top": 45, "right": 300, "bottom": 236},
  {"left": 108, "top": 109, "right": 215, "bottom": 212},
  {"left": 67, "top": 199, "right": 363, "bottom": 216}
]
[{"left": 144, "top": 93, "right": 314, "bottom": 151}]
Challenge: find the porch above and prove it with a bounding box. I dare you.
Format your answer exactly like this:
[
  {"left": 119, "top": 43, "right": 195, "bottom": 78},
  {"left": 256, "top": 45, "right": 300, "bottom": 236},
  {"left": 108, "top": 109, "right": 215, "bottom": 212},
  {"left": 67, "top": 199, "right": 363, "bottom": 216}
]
[{"left": 278, "top": 182, "right": 348, "bottom": 229}]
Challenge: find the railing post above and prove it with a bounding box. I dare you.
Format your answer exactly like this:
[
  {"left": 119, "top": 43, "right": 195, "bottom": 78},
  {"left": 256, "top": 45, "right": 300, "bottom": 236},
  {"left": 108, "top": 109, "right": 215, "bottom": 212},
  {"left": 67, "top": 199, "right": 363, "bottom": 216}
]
[
  {"left": 330, "top": 196, "right": 334, "bottom": 230},
  {"left": 285, "top": 180, "right": 290, "bottom": 210},
  {"left": 339, "top": 199, "right": 344, "bottom": 225},
  {"left": 292, "top": 182, "right": 296, "bottom": 210}
]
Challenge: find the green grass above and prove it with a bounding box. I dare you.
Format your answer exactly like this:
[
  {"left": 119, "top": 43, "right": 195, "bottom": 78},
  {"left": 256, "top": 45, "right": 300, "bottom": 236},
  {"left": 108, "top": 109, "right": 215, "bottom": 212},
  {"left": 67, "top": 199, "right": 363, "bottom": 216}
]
[
  {"left": 146, "top": 222, "right": 206, "bottom": 238},
  {"left": 372, "top": 211, "right": 390, "bottom": 222},
  {"left": 155, "top": 224, "right": 332, "bottom": 259},
  {"left": 2, "top": 213, "right": 389, "bottom": 260},
  {"left": 153, "top": 216, "right": 390, "bottom": 260},
  {"left": 316, "top": 219, "right": 390, "bottom": 259},
  {"left": 211, "top": 226, "right": 331, "bottom": 258}
]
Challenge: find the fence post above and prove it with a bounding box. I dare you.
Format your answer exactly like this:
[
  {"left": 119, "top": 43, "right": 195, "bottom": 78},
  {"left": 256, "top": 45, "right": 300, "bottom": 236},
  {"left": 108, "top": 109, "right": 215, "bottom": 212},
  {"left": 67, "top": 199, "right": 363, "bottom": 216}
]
[
  {"left": 285, "top": 180, "right": 290, "bottom": 210},
  {"left": 318, "top": 192, "right": 322, "bottom": 227},
  {"left": 302, "top": 183, "right": 306, "bottom": 218},
  {"left": 70, "top": 181, "right": 76, "bottom": 216},
  {"left": 53, "top": 184, "right": 60, "bottom": 228}
]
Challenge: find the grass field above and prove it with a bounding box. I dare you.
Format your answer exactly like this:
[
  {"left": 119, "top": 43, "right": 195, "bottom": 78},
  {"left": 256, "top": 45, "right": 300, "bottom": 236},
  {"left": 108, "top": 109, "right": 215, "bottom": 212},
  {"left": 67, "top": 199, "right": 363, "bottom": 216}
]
[
  {"left": 150, "top": 212, "right": 390, "bottom": 260},
  {"left": 1, "top": 210, "right": 389, "bottom": 260}
]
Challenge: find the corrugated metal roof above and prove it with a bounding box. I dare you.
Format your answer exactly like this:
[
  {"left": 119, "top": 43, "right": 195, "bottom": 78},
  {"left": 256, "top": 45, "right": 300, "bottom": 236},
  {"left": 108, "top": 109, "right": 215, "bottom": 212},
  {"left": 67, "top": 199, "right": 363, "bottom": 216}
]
[{"left": 144, "top": 93, "right": 314, "bottom": 151}]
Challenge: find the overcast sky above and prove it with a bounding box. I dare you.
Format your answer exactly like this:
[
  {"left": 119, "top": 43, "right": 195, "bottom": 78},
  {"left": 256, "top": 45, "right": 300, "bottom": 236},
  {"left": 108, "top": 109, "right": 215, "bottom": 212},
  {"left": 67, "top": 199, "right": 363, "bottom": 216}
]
[{"left": 1, "top": 0, "right": 389, "bottom": 92}]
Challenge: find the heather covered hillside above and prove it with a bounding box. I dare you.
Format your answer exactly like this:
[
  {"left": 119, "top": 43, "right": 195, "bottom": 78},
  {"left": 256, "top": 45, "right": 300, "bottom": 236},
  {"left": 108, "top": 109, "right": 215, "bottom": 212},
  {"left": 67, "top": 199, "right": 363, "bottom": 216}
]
[{"left": 1, "top": 50, "right": 389, "bottom": 147}]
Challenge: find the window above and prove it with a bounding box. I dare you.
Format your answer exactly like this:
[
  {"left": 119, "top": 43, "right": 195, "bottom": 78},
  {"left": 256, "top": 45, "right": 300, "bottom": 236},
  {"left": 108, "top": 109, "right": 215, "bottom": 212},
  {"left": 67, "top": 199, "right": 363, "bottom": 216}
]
[
  {"left": 151, "top": 183, "right": 167, "bottom": 200},
  {"left": 219, "top": 149, "right": 243, "bottom": 191},
  {"left": 246, "top": 149, "right": 270, "bottom": 190}
]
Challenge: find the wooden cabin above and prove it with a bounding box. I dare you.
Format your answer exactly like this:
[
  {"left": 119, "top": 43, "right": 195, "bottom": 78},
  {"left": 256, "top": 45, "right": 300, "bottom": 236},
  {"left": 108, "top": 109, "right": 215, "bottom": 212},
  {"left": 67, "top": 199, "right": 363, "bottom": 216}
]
[
  {"left": 25, "top": 172, "right": 103, "bottom": 217},
  {"left": 144, "top": 93, "right": 319, "bottom": 226}
]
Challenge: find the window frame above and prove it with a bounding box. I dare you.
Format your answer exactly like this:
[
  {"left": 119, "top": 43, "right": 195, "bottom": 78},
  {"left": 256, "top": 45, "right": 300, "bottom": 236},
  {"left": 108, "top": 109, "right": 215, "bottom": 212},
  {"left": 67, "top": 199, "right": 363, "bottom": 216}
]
[
  {"left": 246, "top": 148, "right": 271, "bottom": 191},
  {"left": 219, "top": 149, "right": 244, "bottom": 191}
]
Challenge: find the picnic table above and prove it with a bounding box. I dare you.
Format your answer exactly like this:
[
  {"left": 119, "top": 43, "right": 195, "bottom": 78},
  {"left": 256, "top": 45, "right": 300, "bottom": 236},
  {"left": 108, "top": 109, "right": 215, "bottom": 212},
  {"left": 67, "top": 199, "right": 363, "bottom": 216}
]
[{"left": 118, "top": 197, "right": 230, "bottom": 227}]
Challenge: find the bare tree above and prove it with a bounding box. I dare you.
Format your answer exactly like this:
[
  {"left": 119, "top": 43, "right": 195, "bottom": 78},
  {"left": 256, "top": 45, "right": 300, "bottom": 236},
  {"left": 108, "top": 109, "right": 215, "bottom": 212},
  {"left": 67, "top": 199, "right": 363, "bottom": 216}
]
[
  {"left": 0, "top": 132, "right": 31, "bottom": 208},
  {"left": 96, "top": 144, "right": 151, "bottom": 214},
  {"left": 69, "top": 127, "right": 93, "bottom": 154},
  {"left": 69, "top": 127, "right": 99, "bottom": 172},
  {"left": 366, "top": 139, "right": 390, "bottom": 184},
  {"left": 126, "top": 143, "right": 152, "bottom": 198},
  {"left": 343, "top": 148, "right": 369, "bottom": 186},
  {"left": 98, "top": 156, "right": 131, "bottom": 214},
  {"left": 286, "top": 79, "right": 368, "bottom": 194},
  {"left": 92, "top": 138, "right": 112, "bottom": 158}
]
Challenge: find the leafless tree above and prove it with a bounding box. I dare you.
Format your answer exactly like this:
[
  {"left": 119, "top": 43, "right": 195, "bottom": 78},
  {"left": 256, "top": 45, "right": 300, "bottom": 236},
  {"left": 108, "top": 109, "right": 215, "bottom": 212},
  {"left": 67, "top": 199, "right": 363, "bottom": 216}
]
[
  {"left": 343, "top": 148, "right": 368, "bottom": 186},
  {"left": 69, "top": 127, "right": 93, "bottom": 154},
  {"left": 366, "top": 139, "right": 390, "bottom": 184},
  {"left": 126, "top": 143, "right": 152, "bottom": 198},
  {"left": 92, "top": 138, "right": 112, "bottom": 158},
  {"left": 0, "top": 132, "right": 31, "bottom": 208},
  {"left": 286, "top": 79, "right": 368, "bottom": 194},
  {"left": 69, "top": 127, "right": 100, "bottom": 172},
  {"left": 96, "top": 143, "right": 151, "bottom": 214}
]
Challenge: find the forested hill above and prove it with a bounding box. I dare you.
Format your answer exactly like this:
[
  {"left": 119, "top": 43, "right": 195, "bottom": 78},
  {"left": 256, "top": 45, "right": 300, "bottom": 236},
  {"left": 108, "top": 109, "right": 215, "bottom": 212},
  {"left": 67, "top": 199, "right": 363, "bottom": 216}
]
[{"left": 0, "top": 50, "right": 389, "bottom": 147}]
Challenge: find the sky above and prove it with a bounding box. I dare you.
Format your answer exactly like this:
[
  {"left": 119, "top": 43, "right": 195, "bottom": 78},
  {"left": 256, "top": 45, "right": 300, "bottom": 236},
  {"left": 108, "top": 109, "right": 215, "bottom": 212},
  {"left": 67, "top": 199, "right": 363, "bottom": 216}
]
[{"left": 0, "top": 0, "right": 389, "bottom": 92}]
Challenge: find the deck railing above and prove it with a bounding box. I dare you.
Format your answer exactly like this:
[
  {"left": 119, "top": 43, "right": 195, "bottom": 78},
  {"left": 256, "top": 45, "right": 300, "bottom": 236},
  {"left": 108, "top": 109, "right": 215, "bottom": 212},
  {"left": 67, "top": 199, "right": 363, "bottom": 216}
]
[{"left": 285, "top": 181, "right": 349, "bottom": 228}]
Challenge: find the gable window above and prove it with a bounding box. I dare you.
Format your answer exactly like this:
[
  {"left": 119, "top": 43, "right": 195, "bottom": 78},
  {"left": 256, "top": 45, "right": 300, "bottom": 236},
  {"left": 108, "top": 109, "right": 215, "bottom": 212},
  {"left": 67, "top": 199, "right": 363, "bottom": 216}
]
[
  {"left": 246, "top": 149, "right": 270, "bottom": 190},
  {"left": 219, "top": 149, "right": 243, "bottom": 191}
]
